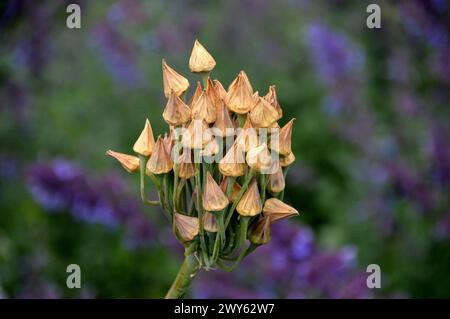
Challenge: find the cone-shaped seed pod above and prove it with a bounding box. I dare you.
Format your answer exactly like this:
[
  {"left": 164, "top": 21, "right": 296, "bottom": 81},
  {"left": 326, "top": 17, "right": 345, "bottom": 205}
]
[
  {"left": 146, "top": 136, "right": 173, "bottom": 174},
  {"left": 246, "top": 143, "right": 272, "bottom": 172},
  {"left": 270, "top": 118, "right": 295, "bottom": 156},
  {"left": 189, "top": 39, "right": 216, "bottom": 73},
  {"left": 248, "top": 216, "right": 271, "bottom": 245},
  {"left": 174, "top": 213, "right": 199, "bottom": 242},
  {"left": 203, "top": 211, "right": 219, "bottom": 233},
  {"left": 191, "top": 91, "right": 216, "bottom": 124},
  {"left": 219, "top": 177, "right": 241, "bottom": 203},
  {"left": 181, "top": 120, "right": 213, "bottom": 149},
  {"left": 236, "top": 179, "right": 262, "bottom": 217},
  {"left": 202, "top": 171, "right": 229, "bottom": 212},
  {"left": 213, "top": 79, "right": 227, "bottom": 100},
  {"left": 264, "top": 85, "right": 282, "bottom": 119},
  {"left": 235, "top": 117, "right": 258, "bottom": 152},
  {"left": 263, "top": 198, "right": 299, "bottom": 222},
  {"left": 188, "top": 82, "right": 203, "bottom": 107},
  {"left": 280, "top": 151, "right": 295, "bottom": 167},
  {"left": 163, "top": 91, "right": 191, "bottom": 126},
  {"left": 162, "top": 133, "right": 174, "bottom": 157},
  {"left": 206, "top": 78, "right": 222, "bottom": 114},
  {"left": 200, "top": 138, "right": 220, "bottom": 157},
  {"left": 106, "top": 150, "right": 140, "bottom": 173},
  {"left": 225, "top": 71, "right": 255, "bottom": 114},
  {"left": 219, "top": 142, "right": 247, "bottom": 177},
  {"left": 213, "top": 102, "right": 235, "bottom": 137},
  {"left": 162, "top": 59, "right": 189, "bottom": 98},
  {"left": 240, "top": 70, "right": 254, "bottom": 92},
  {"left": 267, "top": 161, "right": 285, "bottom": 193},
  {"left": 252, "top": 91, "right": 260, "bottom": 106},
  {"left": 133, "top": 119, "right": 155, "bottom": 156},
  {"left": 178, "top": 149, "right": 195, "bottom": 179},
  {"left": 249, "top": 97, "right": 279, "bottom": 128}
]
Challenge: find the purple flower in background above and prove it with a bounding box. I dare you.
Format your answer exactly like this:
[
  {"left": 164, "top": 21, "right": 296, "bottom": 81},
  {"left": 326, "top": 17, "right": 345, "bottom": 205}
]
[
  {"left": 306, "top": 22, "right": 364, "bottom": 115},
  {"left": 27, "top": 159, "right": 155, "bottom": 248},
  {"left": 91, "top": 22, "right": 145, "bottom": 88},
  {"left": 192, "top": 222, "right": 372, "bottom": 299}
]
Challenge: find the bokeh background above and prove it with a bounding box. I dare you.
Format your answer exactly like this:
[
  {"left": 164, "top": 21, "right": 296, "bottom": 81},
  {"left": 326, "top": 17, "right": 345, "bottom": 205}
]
[{"left": 1, "top": 0, "right": 450, "bottom": 298}]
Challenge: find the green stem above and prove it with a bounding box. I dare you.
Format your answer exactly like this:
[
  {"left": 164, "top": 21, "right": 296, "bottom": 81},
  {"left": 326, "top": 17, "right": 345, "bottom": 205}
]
[
  {"left": 225, "top": 171, "right": 254, "bottom": 228},
  {"left": 164, "top": 173, "right": 173, "bottom": 213},
  {"left": 173, "top": 164, "right": 179, "bottom": 211},
  {"left": 225, "top": 216, "right": 249, "bottom": 258},
  {"left": 175, "top": 179, "right": 186, "bottom": 213},
  {"left": 219, "top": 213, "right": 226, "bottom": 246},
  {"left": 259, "top": 173, "right": 267, "bottom": 203},
  {"left": 237, "top": 113, "right": 247, "bottom": 127},
  {"left": 211, "top": 232, "right": 221, "bottom": 263},
  {"left": 164, "top": 253, "right": 200, "bottom": 299},
  {"left": 217, "top": 243, "right": 248, "bottom": 272},
  {"left": 201, "top": 72, "right": 210, "bottom": 87},
  {"left": 280, "top": 167, "right": 289, "bottom": 201},
  {"left": 139, "top": 155, "right": 160, "bottom": 206},
  {"left": 194, "top": 160, "right": 209, "bottom": 267}
]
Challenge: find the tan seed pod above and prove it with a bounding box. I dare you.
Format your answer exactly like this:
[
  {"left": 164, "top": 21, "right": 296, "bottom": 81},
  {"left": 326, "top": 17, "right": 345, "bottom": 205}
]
[
  {"left": 162, "top": 59, "right": 189, "bottom": 98},
  {"left": 106, "top": 150, "right": 140, "bottom": 173},
  {"left": 263, "top": 198, "right": 299, "bottom": 222},
  {"left": 189, "top": 39, "right": 216, "bottom": 73},
  {"left": 174, "top": 213, "right": 199, "bottom": 242},
  {"left": 236, "top": 179, "right": 262, "bottom": 217},
  {"left": 202, "top": 172, "right": 229, "bottom": 212},
  {"left": 133, "top": 119, "right": 155, "bottom": 156}
]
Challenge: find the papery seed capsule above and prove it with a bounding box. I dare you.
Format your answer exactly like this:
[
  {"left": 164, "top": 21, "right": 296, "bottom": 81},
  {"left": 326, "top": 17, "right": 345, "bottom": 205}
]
[
  {"left": 206, "top": 78, "right": 222, "bottom": 114},
  {"left": 191, "top": 91, "right": 216, "bottom": 124},
  {"left": 248, "top": 216, "right": 271, "bottom": 245},
  {"left": 163, "top": 91, "right": 191, "bottom": 126},
  {"left": 133, "top": 119, "right": 155, "bottom": 156},
  {"left": 213, "top": 79, "right": 227, "bottom": 100},
  {"left": 162, "top": 59, "right": 189, "bottom": 98},
  {"left": 270, "top": 118, "right": 295, "bottom": 156},
  {"left": 235, "top": 117, "right": 258, "bottom": 152},
  {"left": 178, "top": 149, "right": 195, "bottom": 179},
  {"left": 213, "top": 102, "right": 235, "bottom": 137},
  {"left": 162, "top": 133, "right": 174, "bottom": 156},
  {"left": 264, "top": 85, "right": 282, "bottom": 119},
  {"left": 106, "top": 150, "right": 140, "bottom": 173},
  {"left": 240, "top": 70, "right": 254, "bottom": 92},
  {"left": 189, "top": 39, "right": 216, "bottom": 73},
  {"left": 174, "top": 213, "right": 199, "bottom": 242},
  {"left": 236, "top": 179, "right": 262, "bottom": 217},
  {"left": 203, "top": 212, "right": 219, "bottom": 233},
  {"left": 146, "top": 136, "right": 173, "bottom": 174},
  {"left": 267, "top": 161, "right": 285, "bottom": 193},
  {"left": 219, "top": 142, "right": 247, "bottom": 177},
  {"left": 249, "top": 97, "right": 279, "bottom": 128},
  {"left": 246, "top": 143, "right": 272, "bottom": 172},
  {"left": 188, "top": 82, "right": 203, "bottom": 107},
  {"left": 263, "top": 198, "right": 299, "bottom": 222},
  {"left": 225, "top": 71, "right": 255, "bottom": 114},
  {"left": 202, "top": 172, "right": 229, "bottom": 212}
]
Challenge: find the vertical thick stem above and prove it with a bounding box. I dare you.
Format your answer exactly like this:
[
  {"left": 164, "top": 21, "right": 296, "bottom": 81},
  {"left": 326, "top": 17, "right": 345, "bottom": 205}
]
[
  {"left": 165, "top": 253, "right": 200, "bottom": 299},
  {"left": 194, "top": 160, "right": 209, "bottom": 266}
]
